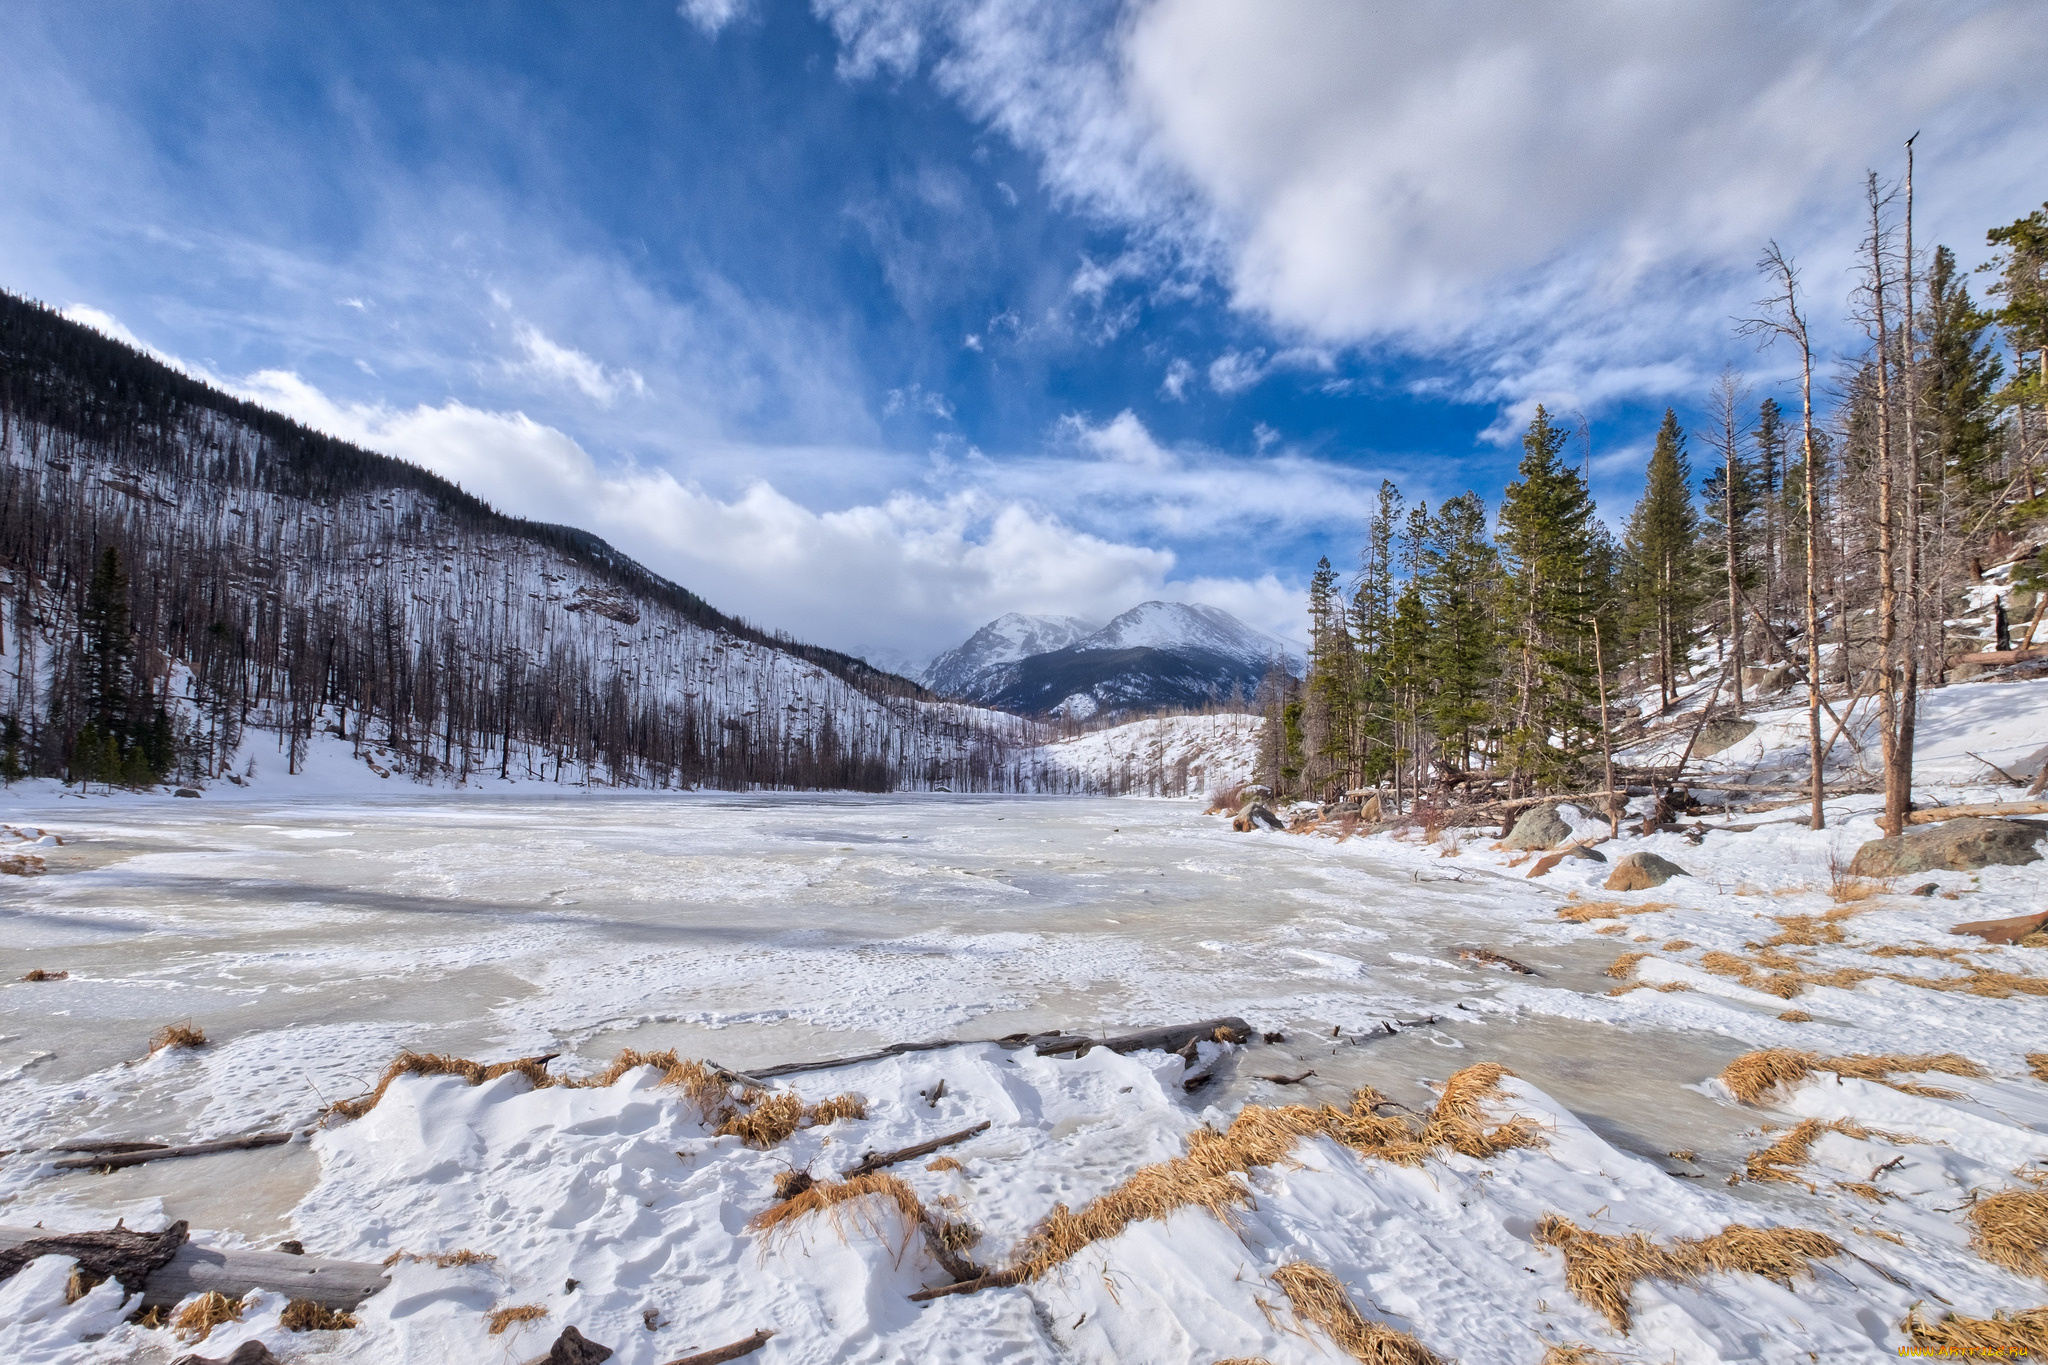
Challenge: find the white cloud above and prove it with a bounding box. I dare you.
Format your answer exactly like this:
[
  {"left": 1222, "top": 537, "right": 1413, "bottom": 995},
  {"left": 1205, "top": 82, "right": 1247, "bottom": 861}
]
[
  {"left": 818, "top": 0, "right": 2047, "bottom": 414},
  {"left": 1159, "top": 356, "right": 1193, "bottom": 400},
  {"left": 1206, "top": 345, "right": 1332, "bottom": 396},
  {"left": 1060, "top": 408, "right": 1174, "bottom": 469},
  {"left": 235, "top": 371, "right": 1323, "bottom": 659},
  {"left": 678, "top": 0, "right": 751, "bottom": 36},
  {"left": 512, "top": 322, "right": 645, "bottom": 406}
]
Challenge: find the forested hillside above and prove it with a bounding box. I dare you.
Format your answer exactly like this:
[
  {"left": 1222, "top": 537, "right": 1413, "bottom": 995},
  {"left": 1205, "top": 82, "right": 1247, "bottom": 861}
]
[
  {"left": 0, "top": 293, "right": 1052, "bottom": 792},
  {"left": 1260, "top": 188, "right": 2048, "bottom": 834}
]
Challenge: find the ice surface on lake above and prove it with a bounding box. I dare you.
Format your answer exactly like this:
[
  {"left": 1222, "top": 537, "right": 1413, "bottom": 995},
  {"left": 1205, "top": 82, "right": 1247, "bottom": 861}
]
[{"left": 4, "top": 787, "right": 2047, "bottom": 1362}]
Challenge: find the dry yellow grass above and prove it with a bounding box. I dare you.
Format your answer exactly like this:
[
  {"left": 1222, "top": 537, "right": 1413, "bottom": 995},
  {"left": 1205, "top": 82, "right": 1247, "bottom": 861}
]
[
  {"left": 1606, "top": 981, "right": 1692, "bottom": 997},
  {"left": 1605, "top": 952, "right": 1650, "bottom": 980},
  {"left": 148, "top": 1022, "right": 207, "bottom": 1054},
  {"left": 171, "top": 1290, "right": 242, "bottom": 1341},
  {"left": 327, "top": 1051, "right": 557, "bottom": 1120},
  {"left": 2029, "top": 1053, "right": 2048, "bottom": 1083},
  {"left": 1592, "top": 924, "right": 1627, "bottom": 936},
  {"left": 1532, "top": 1215, "right": 1841, "bottom": 1334},
  {"left": 382, "top": 1248, "right": 497, "bottom": 1268},
  {"left": 712, "top": 1090, "right": 868, "bottom": 1147},
  {"left": 1966, "top": 1189, "right": 2048, "bottom": 1281},
  {"left": 486, "top": 1304, "right": 548, "bottom": 1335},
  {"left": 1011, "top": 1065, "right": 1539, "bottom": 1281},
  {"left": 1736, "top": 1118, "right": 1916, "bottom": 1186},
  {"left": 1718, "top": 1049, "right": 1987, "bottom": 1105},
  {"left": 1696, "top": 950, "right": 1875, "bottom": 1000},
  {"left": 20, "top": 968, "right": 66, "bottom": 981},
  {"left": 1755, "top": 913, "right": 1850, "bottom": 948},
  {"left": 280, "top": 1299, "right": 357, "bottom": 1331},
  {"left": 748, "top": 1171, "right": 978, "bottom": 1262},
  {"left": 926, "top": 1156, "right": 964, "bottom": 1172},
  {"left": 1557, "top": 900, "right": 1673, "bottom": 924},
  {"left": 1538, "top": 1348, "right": 1627, "bottom": 1365},
  {"left": 1901, "top": 1304, "right": 2048, "bottom": 1357},
  {"left": 1661, "top": 940, "right": 1694, "bottom": 951},
  {"left": 1270, "top": 1262, "right": 1445, "bottom": 1365}
]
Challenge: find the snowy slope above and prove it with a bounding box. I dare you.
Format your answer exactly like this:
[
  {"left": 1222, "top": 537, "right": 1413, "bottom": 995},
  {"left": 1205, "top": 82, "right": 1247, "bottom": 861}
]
[
  {"left": 1031, "top": 711, "right": 1263, "bottom": 796},
  {"left": 1074, "top": 600, "right": 1291, "bottom": 666},
  {"left": 922, "top": 613, "right": 1098, "bottom": 697}
]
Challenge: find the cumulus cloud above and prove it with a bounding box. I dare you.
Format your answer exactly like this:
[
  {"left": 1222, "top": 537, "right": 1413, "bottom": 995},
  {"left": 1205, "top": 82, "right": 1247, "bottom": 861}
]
[
  {"left": 1159, "top": 356, "right": 1194, "bottom": 400},
  {"left": 235, "top": 371, "right": 1324, "bottom": 660},
  {"left": 818, "top": 0, "right": 2046, "bottom": 413}
]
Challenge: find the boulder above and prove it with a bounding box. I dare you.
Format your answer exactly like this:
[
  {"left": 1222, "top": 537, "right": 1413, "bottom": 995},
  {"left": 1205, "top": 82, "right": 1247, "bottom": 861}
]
[
  {"left": 1741, "top": 664, "right": 1797, "bottom": 696},
  {"left": 1504, "top": 803, "right": 1573, "bottom": 850},
  {"left": 174, "top": 787, "right": 201, "bottom": 798},
  {"left": 1948, "top": 910, "right": 2048, "bottom": 946},
  {"left": 1693, "top": 717, "right": 1757, "bottom": 758},
  {"left": 1603, "top": 851, "right": 1689, "bottom": 891},
  {"left": 1232, "top": 803, "right": 1283, "bottom": 833},
  {"left": 1848, "top": 817, "right": 2046, "bottom": 878},
  {"left": 1358, "top": 794, "right": 1384, "bottom": 822}
]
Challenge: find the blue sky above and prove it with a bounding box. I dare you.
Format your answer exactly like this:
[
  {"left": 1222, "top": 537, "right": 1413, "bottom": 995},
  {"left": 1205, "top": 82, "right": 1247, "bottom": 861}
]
[{"left": 3, "top": 1, "right": 2042, "bottom": 667}]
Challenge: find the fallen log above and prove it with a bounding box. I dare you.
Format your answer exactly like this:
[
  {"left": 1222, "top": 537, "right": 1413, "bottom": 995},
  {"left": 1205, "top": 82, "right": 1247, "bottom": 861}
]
[
  {"left": 1904, "top": 801, "right": 2048, "bottom": 825},
  {"left": 50, "top": 1131, "right": 292, "bottom": 1171},
  {"left": 0, "top": 1225, "right": 386, "bottom": 1309},
  {"left": 908, "top": 1268, "right": 1025, "bottom": 1302},
  {"left": 1948, "top": 647, "right": 2048, "bottom": 668},
  {"left": 659, "top": 1328, "right": 775, "bottom": 1364},
  {"left": 730, "top": 1018, "right": 1253, "bottom": 1080},
  {"left": 842, "top": 1121, "right": 989, "bottom": 1179}
]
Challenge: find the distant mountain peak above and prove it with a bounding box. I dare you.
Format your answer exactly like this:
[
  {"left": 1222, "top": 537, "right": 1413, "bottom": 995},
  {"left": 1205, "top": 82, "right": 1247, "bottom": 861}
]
[{"left": 922, "top": 600, "right": 1296, "bottom": 716}]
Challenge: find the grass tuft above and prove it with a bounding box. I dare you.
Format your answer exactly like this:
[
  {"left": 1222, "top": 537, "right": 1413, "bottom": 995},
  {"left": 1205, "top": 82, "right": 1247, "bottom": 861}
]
[
  {"left": 1010, "top": 1064, "right": 1538, "bottom": 1282},
  {"left": 1557, "top": 900, "right": 1672, "bottom": 924},
  {"left": 382, "top": 1248, "right": 497, "bottom": 1269},
  {"left": 1604, "top": 952, "right": 1650, "bottom": 980},
  {"left": 1966, "top": 1188, "right": 2048, "bottom": 1281},
  {"left": 486, "top": 1304, "right": 548, "bottom": 1336},
  {"left": 148, "top": 1022, "right": 207, "bottom": 1054},
  {"left": 21, "top": 968, "right": 67, "bottom": 981},
  {"left": 2029, "top": 1053, "right": 2048, "bottom": 1083},
  {"left": 327, "top": 1051, "right": 556, "bottom": 1121},
  {"left": 1533, "top": 1215, "right": 1840, "bottom": 1334},
  {"left": 749, "top": 1170, "right": 978, "bottom": 1264},
  {"left": 171, "top": 1290, "right": 242, "bottom": 1342},
  {"left": 926, "top": 1155, "right": 964, "bottom": 1172},
  {"left": 280, "top": 1299, "right": 357, "bottom": 1331},
  {"left": 1718, "top": 1049, "right": 1986, "bottom": 1105},
  {"left": 1901, "top": 1305, "right": 2048, "bottom": 1357},
  {"left": 1270, "top": 1261, "right": 1445, "bottom": 1365}
]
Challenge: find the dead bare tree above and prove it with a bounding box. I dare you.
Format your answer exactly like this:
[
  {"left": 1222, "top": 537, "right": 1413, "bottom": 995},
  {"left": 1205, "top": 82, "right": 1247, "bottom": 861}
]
[{"left": 1742, "top": 243, "right": 1828, "bottom": 831}]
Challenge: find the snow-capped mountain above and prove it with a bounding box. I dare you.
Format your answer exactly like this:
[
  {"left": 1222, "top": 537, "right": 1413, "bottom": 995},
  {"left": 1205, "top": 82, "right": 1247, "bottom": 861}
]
[
  {"left": 921, "top": 612, "right": 1098, "bottom": 698},
  {"left": 923, "top": 601, "right": 1296, "bottom": 718}
]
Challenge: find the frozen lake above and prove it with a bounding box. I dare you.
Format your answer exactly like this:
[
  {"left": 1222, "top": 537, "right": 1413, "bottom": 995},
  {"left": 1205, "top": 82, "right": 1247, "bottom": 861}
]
[
  {"left": 5, "top": 787, "right": 2047, "bottom": 1363},
  {"left": 1, "top": 792, "right": 1757, "bottom": 1234}
]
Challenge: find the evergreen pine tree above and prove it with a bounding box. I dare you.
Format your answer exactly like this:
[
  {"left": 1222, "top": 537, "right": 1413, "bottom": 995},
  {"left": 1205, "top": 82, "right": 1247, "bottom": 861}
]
[
  {"left": 1622, "top": 409, "right": 1703, "bottom": 710},
  {"left": 1497, "top": 406, "right": 1602, "bottom": 790},
  {"left": 1418, "top": 492, "right": 1498, "bottom": 771},
  {"left": 1921, "top": 245, "right": 2005, "bottom": 500}
]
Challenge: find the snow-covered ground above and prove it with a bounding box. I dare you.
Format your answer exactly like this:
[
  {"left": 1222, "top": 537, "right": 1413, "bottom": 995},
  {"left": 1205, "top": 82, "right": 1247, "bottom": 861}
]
[
  {"left": 1030, "top": 712, "right": 1262, "bottom": 797},
  {"left": 2, "top": 684, "right": 2046, "bottom": 1363}
]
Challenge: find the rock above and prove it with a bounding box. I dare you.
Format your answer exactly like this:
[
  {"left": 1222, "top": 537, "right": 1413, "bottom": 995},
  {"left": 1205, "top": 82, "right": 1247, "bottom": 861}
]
[
  {"left": 1504, "top": 803, "right": 1573, "bottom": 850},
  {"left": 1566, "top": 843, "right": 1608, "bottom": 863},
  {"left": 1526, "top": 851, "right": 1566, "bottom": 878},
  {"left": 1526, "top": 843, "right": 1607, "bottom": 878},
  {"left": 171, "top": 1344, "right": 282, "bottom": 1365},
  {"left": 174, "top": 787, "right": 201, "bottom": 798},
  {"left": 1848, "top": 817, "right": 2046, "bottom": 878},
  {"left": 1692, "top": 717, "right": 1757, "bottom": 758},
  {"left": 1741, "top": 664, "right": 1796, "bottom": 696},
  {"left": 1909, "top": 882, "right": 1939, "bottom": 896},
  {"left": 1232, "top": 803, "right": 1283, "bottom": 833},
  {"left": 544, "top": 1326, "right": 615, "bottom": 1365},
  {"left": 1358, "top": 794, "right": 1384, "bottom": 822},
  {"left": 1948, "top": 910, "right": 2048, "bottom": 945},
  {"left": 1603, "top": 851, "right": 1689, "bottom": 891}
]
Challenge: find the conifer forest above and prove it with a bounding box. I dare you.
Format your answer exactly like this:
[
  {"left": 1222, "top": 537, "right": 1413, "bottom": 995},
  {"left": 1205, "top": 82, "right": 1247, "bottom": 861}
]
[{"left": 1257, "top": 186, "right": 2048, "bottom": 837}]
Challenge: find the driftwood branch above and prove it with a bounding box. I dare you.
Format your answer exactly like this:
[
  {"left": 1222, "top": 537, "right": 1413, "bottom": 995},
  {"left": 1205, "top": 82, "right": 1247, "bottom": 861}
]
[
  {"left": 842, "top": 1122, "right": 989, "bottom": 1179},
  {"left": 721, "top": 1017, "right": 1253, "bottom": 1082},
  {"left": 659, "top": 1328, "right": 775, "bottom": 1364},
  {"left": 50, "top": 1132, "right": 293, "bottom": 1171},
  {"left": 0, "top": 1225, "right": 386, "bottom": 1309},
  {"left": 1904, "top": 802, "right": 2048, "bottom": 825},
  {"left": 907, "top": 1268, "right": 1025, "bottom": 1302}
]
